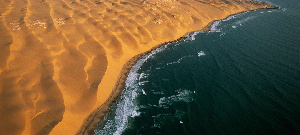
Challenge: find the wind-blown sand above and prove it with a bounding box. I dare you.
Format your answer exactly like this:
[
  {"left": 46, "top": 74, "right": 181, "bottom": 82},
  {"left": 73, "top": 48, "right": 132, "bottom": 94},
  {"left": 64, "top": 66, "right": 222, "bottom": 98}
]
[{"left": 0, "top": 0, "right": 275, "bottom": 134}]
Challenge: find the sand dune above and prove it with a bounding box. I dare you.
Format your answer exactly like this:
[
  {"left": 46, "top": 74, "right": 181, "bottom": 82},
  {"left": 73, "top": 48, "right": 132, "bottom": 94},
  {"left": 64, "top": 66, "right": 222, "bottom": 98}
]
[{"left": 0, "top": 0, "right": 274, "bottom": 134}]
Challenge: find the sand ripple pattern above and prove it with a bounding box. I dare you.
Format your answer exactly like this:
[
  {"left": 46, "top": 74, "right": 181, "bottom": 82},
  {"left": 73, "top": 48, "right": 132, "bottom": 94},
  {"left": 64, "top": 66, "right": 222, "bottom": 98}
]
[{"left": 0, "top": 0, "right": 272, "bottom": 134}]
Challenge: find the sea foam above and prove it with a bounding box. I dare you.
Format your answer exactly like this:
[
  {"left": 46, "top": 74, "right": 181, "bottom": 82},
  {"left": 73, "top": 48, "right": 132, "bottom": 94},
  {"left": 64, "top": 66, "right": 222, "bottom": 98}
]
[
  {"left": 185, "top": 31, "right": 204, "bottom": 41},
  {"left": 158, "top": 89, "right": 194, "bottom": 107}
]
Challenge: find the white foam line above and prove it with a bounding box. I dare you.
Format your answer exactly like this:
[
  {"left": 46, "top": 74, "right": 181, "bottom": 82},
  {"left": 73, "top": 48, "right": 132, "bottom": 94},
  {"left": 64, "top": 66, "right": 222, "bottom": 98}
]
[{"left": 185, "top": 31, "right": 204, "bottom": 41}]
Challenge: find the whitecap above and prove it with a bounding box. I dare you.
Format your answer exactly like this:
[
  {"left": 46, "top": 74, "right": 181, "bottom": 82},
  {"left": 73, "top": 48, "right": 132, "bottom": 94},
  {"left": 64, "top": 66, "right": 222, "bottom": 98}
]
[
  {"left": 210, "top": 20, "right": 222, "bottom": 32},
  {"left": 142, "top": 89, "right": 147, "bottom": 95},
  {"left": 210, "top": 14, "right": 240, "bottom": 32},
  {"left": 222, "top": 15, "right": 236, "bottom": 21},
  {"left": 185, "top": 31, "right": 203, "bottom": 41},
  {"left": 220, "top": 33, "right": 226, "bottom": 37},
  {"left": 138, "top": 81, "right": 148, "bottom": 86},
  {"left": 158, "top": 89, "right": 194, "bottom": 107},
  {"left": 139, "top": 73, "right": 145, "bottom": 80},
  {"left": 198, "top": 51, "right": 206, "bottom": 57}
]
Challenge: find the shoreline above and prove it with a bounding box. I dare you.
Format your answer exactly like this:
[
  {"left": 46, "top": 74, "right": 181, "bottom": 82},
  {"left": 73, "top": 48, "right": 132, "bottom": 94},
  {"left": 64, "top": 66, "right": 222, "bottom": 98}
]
[{"left": 76, "top": 5, "right": 278, "bottom": 135}]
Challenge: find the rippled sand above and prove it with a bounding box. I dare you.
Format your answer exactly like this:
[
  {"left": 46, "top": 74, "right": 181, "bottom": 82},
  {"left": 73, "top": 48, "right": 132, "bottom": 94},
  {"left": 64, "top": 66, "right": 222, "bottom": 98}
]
[{"left": 0, "top": 0, "right": 273, "bottom": 134}]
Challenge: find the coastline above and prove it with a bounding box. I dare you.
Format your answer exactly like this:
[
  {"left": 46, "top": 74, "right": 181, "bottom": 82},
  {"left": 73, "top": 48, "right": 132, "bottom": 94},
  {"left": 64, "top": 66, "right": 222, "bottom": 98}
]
[
  {"left": 0, "top": 0, "right": 279, "bottom": 134},
  {"left": 76, "top": 5, "right": 278, "bottom": 135},
  {"left": 76, "top": 34, "right": 188, "bottom": 135}
]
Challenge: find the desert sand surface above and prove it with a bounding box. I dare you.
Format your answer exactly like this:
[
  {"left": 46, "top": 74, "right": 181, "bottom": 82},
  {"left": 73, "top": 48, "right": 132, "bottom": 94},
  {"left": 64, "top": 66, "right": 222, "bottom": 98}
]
[{"left": 0, "top": 0, "right": 274, "bottom": 134}]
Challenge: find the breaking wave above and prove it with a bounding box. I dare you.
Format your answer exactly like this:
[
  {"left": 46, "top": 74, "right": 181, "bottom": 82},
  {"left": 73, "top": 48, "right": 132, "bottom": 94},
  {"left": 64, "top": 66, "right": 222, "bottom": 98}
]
[{"left": 158, "top": 89, "right": 195, "bottom": 108}]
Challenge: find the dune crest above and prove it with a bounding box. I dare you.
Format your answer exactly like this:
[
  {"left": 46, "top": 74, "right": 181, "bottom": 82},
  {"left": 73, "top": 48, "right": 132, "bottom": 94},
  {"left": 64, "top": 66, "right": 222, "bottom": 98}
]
[{"left": 0, "top": 0, "right": 274, "bottom": 134}]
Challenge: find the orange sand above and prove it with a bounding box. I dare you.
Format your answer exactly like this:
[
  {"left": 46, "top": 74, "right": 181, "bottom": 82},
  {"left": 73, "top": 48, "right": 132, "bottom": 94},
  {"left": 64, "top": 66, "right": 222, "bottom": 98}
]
[{"left": 0, "top": 0, "right": 274, "bottom": 134}]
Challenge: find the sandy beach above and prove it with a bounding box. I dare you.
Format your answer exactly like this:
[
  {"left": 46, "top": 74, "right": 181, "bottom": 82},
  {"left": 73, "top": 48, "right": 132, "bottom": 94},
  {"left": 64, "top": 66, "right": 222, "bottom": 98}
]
[{"left": 0, "top": 0, "right": 274, "bottom": 134}]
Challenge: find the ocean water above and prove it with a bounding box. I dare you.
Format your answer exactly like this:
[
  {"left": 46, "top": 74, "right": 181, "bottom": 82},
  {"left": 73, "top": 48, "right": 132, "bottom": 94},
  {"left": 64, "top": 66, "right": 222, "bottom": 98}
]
[{"left": 95, "top": 0, "right": 300, "bottom": 134}]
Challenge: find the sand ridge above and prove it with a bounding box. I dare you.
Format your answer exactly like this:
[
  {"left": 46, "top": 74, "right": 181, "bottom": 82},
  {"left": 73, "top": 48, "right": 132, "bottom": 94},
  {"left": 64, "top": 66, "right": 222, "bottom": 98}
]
[{"left": 0, "top": 0, "right": 274, "bottom": 134}]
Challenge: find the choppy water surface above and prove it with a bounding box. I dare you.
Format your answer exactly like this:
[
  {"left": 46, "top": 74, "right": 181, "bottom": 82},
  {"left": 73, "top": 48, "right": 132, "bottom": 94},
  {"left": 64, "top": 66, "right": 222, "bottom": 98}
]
[{"left": 95, "top": 0, "right": 300, "bottom": 134}]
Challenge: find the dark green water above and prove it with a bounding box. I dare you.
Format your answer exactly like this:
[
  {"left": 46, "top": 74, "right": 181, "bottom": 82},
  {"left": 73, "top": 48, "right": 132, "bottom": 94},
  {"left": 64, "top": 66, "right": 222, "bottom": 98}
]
[{"left": 95, "top": 0, "right": 300, "bottom": 134}]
